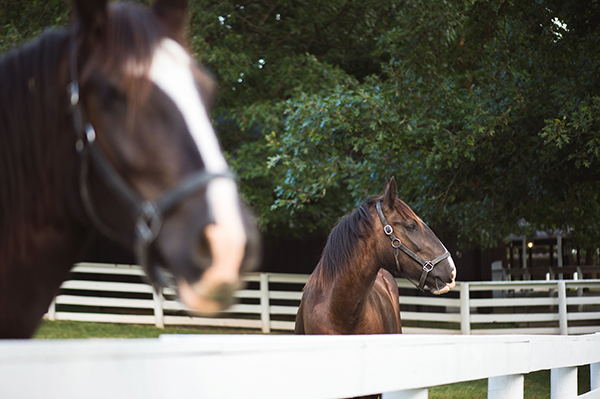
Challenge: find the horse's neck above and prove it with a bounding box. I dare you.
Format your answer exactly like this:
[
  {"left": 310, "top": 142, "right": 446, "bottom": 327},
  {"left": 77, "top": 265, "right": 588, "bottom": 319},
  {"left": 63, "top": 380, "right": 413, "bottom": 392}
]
[
  {"left": 0, "top": 29, "right": 86, "bottom": 265},
  {"left": 328, "top": 248, "right": 381, "bottom": 326}
]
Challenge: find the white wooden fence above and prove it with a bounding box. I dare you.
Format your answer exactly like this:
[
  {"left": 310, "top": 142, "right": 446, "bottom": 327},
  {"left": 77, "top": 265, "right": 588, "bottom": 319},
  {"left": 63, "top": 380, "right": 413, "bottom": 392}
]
[
  {"left": 1, "top": 333, "right": 599, "bottom": 398},
  {"left": 47, "top": 263, "right": 600, "bottom": 335}
]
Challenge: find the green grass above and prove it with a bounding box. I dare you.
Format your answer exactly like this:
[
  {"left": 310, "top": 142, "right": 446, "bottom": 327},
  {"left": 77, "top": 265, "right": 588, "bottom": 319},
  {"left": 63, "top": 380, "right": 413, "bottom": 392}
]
[
  {"left": 429, "top": 366, "right": 591, "bottom": 399},
  {"left": 34, "top": 320, "right": 263, "bottom": 339},
  {"left": 34, "top": 321, "right": 593, "bottom": 398},
  {"left": 430, "top": 379, "right": 488, "bottom": 399}
]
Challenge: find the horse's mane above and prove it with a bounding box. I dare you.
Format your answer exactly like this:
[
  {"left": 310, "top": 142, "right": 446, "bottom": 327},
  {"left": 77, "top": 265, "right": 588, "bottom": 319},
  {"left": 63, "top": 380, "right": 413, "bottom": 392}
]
[
  {"left": 82, "top": 3, "right": 161, "bottom": 108},
  {"left": 0, "top": 28, "right": 72, "bottom": 264},
  {"left": 82, "top": 3, "right": 215, "bottom": 114},
  {"left": 306, "top": 196, "right": 421, "bottom": 292},
  {"left": 0, "top": 2, "right": 184, "bottom": 265}
]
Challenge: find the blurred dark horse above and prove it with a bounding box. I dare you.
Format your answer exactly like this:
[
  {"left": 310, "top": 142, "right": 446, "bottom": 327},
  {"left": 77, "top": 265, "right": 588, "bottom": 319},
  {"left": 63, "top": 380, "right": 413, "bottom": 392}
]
[
  {"left": 295, "top": 177, "right": 456, "bottom": 398},
  {"left": 0, "top": 0, "right": 260, "bottom": 338}
]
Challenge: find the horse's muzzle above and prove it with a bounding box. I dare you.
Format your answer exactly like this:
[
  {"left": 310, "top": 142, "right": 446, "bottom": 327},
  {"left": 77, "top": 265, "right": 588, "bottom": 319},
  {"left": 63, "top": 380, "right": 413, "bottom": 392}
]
[
  {"left": 430, "top": 279, "right": 456, "bottom": 295},
  {"left": 430, "top": 257, "right": 457, "bottom": 295},
  {"left": 177, "top": 277, "right": 241, "bottom": 315},
  {"left": 177, "top": 221, "right": 248, "bottom": 314}
]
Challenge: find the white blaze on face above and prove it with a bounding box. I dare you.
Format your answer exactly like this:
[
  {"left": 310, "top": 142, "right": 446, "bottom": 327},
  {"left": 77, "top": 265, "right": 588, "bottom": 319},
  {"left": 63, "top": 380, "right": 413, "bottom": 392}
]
[
  {"left": 431, "top": 241, "right": 456, "bottom": 294},
  {"left": 148, "top": 38, "right": 247, "bottom": 300},
  {"left": 440, "top": 241, "right": 457, "bottom": 280}
]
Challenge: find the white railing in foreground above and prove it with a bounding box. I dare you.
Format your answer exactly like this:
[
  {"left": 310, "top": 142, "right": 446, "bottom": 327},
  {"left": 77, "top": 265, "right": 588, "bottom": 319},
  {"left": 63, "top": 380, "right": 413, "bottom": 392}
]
[
  {"left": 47, "top": 263, "right": 600, "bottom": 335},
  {"left": 1, "top": 333, "right": 599, "bottom": 399}
]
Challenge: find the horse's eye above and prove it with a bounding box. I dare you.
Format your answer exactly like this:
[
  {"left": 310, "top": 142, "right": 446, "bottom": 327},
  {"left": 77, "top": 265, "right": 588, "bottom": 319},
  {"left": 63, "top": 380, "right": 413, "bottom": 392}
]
[
  {"left": 405, "top": 223, "right": 417, "bottom": 232},
  {"left": 100, "top": 85, "right": 124, "bottom": 107}
]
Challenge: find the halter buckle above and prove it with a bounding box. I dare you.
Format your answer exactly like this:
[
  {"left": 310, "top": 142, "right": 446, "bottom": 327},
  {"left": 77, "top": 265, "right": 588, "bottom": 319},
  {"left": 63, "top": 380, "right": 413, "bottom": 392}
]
[
  {"left": 391, "top": 238, "right": 401, "bottom": 248},
  {"left": 75, "top": 139, "right": 85, "bottom": 153},
  {"left": 135, "top": 201, "right": 163, "bottom": 244},
  {"left": 423, "top": 260, "right": 434, "bottom": 272},
  {"left": 383, "top": 225, "right": 394, "bottom": 236},
  {"left": 68, "top": 81, "right": 80, "bottom": 106},
  {"left": 85, "top": 124, "right": 96, "bottom": 144}
]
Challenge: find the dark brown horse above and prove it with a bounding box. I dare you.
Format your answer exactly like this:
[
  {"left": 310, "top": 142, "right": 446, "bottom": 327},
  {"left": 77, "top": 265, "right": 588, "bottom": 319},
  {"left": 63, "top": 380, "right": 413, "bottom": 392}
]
[
  {"left": 0, "top": 0, "right": 260, "bottom": 338},
  {"left": 295, "top": 177, "right": 455, "bottom": 398},
  {"left": 295, "top": 177, "right": 456, "bottom": 334}
]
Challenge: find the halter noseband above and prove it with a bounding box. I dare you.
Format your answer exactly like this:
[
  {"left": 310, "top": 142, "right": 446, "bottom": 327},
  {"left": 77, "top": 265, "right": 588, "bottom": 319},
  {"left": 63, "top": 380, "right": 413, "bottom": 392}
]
[
  {"left": 375, "top": 202, "right": 450, "bottom": 292},
  {"left": 68, "top": 33, "right": 233, "bottom": 286}
]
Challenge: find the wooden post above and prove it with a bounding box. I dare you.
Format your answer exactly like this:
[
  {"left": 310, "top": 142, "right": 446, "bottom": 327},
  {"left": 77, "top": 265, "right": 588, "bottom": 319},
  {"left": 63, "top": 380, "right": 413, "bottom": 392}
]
[
  {"left": 383, "top": 388, "right": 428, "bottom": 399},
  {"left": 558, "top": 280, "right": 568, "bottom": 335},
  {"left": 551, "top": 367, "right": 577, "bottom": 399},
  {"left": 522, "top": 238, "right": 528, "bottom": 280},
  {"left": 509, "top": 244, "right": 515, "bottom": 279},
  {"left": 528, "top": 244, "right": 533, "bottom": 280},
  {"left": 557, "top": 236, "right": 564, "bottom": 279},
  {"left": 549, "top": 270, "right": 556, "bottom": 312},
  {"left": 488, "top": 374, "right": 524, "bottom": 399},
  {"left": 260, "top": 273, "right": 271, "bottom": 333},
  {"left": 460, "top": 282, "right": 470, "bottom": 335},
  {"left": 153, "top": 288, "right": 164, "bottom": 329},
  {"left": 577, "top": 267, "right": 584, "bottom": 312}
]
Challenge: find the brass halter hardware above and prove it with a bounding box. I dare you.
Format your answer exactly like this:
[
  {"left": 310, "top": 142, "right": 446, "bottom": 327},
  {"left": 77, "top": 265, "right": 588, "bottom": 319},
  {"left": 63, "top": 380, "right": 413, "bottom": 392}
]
[{"left": 375, "top": 202, "right": 450, "bottom": 291}]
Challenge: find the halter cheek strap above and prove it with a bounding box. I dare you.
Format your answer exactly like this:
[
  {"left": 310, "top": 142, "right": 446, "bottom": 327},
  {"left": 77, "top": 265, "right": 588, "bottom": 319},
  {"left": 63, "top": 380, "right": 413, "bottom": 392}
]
[
  {"left": 376, "top": 202, "right": 450, "bottom": 291},
  {"left": 68, "top": 33, "right": 234, "bottom": 287}
]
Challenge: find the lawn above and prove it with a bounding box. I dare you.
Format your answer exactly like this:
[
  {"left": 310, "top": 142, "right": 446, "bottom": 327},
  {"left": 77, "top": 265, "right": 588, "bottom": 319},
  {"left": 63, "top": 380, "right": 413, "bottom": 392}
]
[
  {"left": 34, "top": 320, "right": 593, "bottom": 398},
  {"left": 429, "top": 366, "right": 591, "bottom": 399},
  {"left": 34, "top": 320, "right": 263, "bottom": 339}
]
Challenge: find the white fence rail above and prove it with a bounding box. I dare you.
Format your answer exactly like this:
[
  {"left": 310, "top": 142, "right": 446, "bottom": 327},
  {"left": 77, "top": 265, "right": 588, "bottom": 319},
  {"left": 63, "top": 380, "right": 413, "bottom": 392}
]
[
  {"left": 47, "top": 263, "right": 600, "bottom": 335},
  {"left": 1, "top": 333, "right": 599, "bottom": 398}
]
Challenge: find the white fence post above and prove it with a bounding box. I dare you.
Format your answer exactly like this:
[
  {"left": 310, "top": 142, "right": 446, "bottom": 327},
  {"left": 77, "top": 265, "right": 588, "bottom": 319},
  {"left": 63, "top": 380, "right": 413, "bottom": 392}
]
[
  {"left": 488, "top": 374, "right": 524, "bottom": 399},
  {"left": 551, "top": 367, "right": 577, "bottom": 399},
  {"left": 260, "top": 273, "right": 271, "bottom": 333},
  {"left": 576, "top": 270, "right": 584, "bottom": 312},
  {"left": 557, "top": 280, "right": 568, "bottom": 335},
  {"left": 47, "top": 298, "right": 56, "bottom": 321},
  {"left": 592, "top": 362, "right": 600, "bottom": 391},
  {"left": 383, "top": 388, "right": 428, "bottom": 399},
  {"left": 460, "top": 282, "right": 470, "bottom": 335},
  {"left": 152, "top": 288, "right": 164, "bottom": 329}
]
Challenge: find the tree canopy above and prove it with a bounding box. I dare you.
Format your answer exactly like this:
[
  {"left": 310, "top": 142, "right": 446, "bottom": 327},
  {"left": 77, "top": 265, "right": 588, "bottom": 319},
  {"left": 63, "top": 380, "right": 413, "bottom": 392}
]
[{"left": 2, "top": 0, "right": 600, "bottom": 249}]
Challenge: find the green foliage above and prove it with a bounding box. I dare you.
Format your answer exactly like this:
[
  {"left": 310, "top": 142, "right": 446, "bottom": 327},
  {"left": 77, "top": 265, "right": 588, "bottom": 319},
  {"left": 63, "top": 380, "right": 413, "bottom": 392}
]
[
  {"left": 3, "top": 0, "right": 600, "bottom": 247},
  {"left": 214, "top": 0, "right": 600, "bottom": 248},
  {"left": 0, "top": 0, "right": 69, "bottom": 53}
]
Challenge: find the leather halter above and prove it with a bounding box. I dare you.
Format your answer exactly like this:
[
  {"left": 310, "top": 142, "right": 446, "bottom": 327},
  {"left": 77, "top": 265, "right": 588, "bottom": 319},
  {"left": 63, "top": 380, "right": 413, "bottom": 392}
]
[
  {"left": 67, "top": 34, "right": 233, "bottom": 286},
  {"left": 375, "top": 202, "right": 450, "bottom": 291}
]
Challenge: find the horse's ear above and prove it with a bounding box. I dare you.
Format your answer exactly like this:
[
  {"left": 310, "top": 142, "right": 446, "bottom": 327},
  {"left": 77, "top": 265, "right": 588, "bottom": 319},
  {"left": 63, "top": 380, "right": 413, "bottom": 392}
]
[
  {"left": 382, "top": 177, "right": 397, "bottom": 207},
  {"left": 72, "top": 0, "right": 109, "bottom": 40},
  {"left": 153, "top": 0, "right": 189, "bottom": 41}
]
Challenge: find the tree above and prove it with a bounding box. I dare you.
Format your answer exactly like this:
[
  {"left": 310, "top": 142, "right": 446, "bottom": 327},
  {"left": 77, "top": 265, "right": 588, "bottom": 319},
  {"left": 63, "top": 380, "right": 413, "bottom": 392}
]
[
  {"left": 3, "top": 0, "right": 599, "bottom": 251},
  {"left": 199, "top": 0, "right": 600, "bottom": 249}
]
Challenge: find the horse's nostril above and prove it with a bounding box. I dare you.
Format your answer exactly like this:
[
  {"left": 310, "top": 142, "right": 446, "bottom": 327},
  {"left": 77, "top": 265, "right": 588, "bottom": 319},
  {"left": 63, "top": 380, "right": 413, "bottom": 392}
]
[
  {"left": 195, "top": 231, "right": 212, "bottom": 268},
  {"left": 177, "top": 278, "right": 234, "bottom": 314},
  {"left": 208, "top": 282, "right": 238, "bottom": 307}
]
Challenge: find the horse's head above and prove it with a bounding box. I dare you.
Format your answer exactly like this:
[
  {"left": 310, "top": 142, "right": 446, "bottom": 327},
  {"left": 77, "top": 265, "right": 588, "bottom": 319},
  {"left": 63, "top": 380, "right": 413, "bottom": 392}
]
[
  {"left": 373, "top": 177, "right": 456, "bottom": 295},
  {"left": 70, "top": 0, "right": 260, "bottom": 313}
]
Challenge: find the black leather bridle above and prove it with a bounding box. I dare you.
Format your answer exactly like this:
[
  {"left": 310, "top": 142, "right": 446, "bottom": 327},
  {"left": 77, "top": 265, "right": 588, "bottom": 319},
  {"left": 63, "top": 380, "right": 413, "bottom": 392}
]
[
  {"left": 376, "top": 202, "right": 450, "bottom": 291},
  {"left": 67, "top": 34, "right": 233, "bottom": 285}
]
